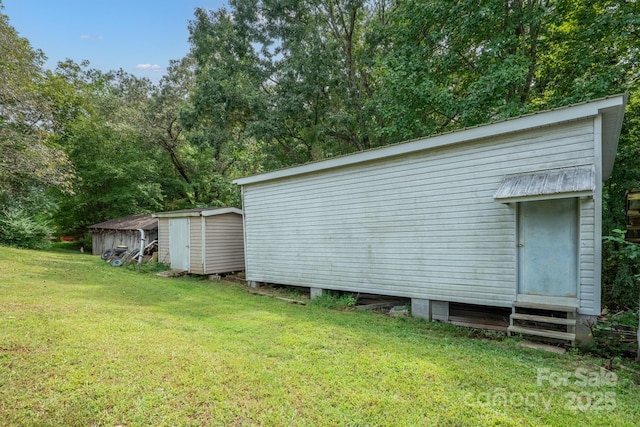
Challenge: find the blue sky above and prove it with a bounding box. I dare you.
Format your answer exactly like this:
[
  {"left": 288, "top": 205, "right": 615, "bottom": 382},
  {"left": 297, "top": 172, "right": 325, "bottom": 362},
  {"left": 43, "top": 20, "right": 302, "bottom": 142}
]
[{"left": 2, "top": 0, "right": 226, "bottom": 82}]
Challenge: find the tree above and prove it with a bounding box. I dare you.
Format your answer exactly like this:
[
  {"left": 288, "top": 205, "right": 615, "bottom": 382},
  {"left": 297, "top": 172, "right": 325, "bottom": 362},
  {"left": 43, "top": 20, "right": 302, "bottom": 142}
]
[
  {"left": 0, "top": 4, "right": 76, "bottom": 247},
  {"left": 146, "top": 58, "right": 195, "bottom": 199},
  {"left": 243, "top": 0, "right": 381, "bottom": 159},
  {"left": 371, "top": 0, "right": 555, "bottom": 141},
  {"left": 185, "top": 0, "right": 388, "bottom": 172},
  {"left": 123, "top": 54, "right": 245, "bottom": 209},
  {"left": 533, "top": 0, "right": 638, "bottom": 106},
  {"left": 179, "top": 6, "right": 269, "bottom": 206},
  {"left": 0, "top": 6, "right": 74, "bottom": 199},
  {"left": 50, "top": 66, "right": 164, "bottom": 234},
  {"left": 372, "top": 0, "right": 639, "bottom": 143}
]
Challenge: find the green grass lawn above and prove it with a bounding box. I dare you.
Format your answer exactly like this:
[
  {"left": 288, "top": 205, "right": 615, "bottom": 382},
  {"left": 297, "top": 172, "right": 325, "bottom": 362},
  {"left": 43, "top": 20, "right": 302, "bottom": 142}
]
[{"left": 1, "top": 245, "right": 639, "bottom": 426}]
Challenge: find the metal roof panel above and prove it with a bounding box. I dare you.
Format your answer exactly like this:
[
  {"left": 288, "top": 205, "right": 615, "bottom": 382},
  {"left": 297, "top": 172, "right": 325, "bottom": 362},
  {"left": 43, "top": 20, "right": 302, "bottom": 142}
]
[{"left": 494, "top": 166, "right": 595, "bottom": 201}]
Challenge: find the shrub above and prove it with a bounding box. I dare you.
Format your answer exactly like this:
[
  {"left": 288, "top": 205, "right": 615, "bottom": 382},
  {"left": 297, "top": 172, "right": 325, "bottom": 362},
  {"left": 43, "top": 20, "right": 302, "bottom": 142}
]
[
  {"left": 585, "top": 310, "right": 638, "bottom": 361},
  {"left": 0, "top": 207, "right": 52, "bottom": 249},
  {"left": 602, "top": 230, "right": 640, "bottom": 311},
  {"left": 310, "top": 291, "right": 358, "bottom": 309}
]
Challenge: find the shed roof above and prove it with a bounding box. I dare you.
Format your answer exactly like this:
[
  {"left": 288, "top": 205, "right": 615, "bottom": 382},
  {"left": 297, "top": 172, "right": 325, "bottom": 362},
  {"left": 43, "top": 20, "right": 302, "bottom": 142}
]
[
  {"left": 89, "top": 214, "right": 158, "bottom": 231},
  {"left": 493, "top": 166, "right": 595, "bottom": 202},
  {"left": 234, "top": 94, "right": 627, "bottom": 186},
  {"left": 152, "top": 207, "right": 242, "bottom": 218}
]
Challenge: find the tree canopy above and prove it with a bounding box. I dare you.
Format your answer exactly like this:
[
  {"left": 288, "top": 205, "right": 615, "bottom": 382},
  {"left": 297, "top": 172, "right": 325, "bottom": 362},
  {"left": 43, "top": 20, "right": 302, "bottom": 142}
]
[
  {"left": 0, "top": 9, "right": 74, "bottom": 199},
  {"left": 0, "top": 0, "right": 638, "bottom": 254}
]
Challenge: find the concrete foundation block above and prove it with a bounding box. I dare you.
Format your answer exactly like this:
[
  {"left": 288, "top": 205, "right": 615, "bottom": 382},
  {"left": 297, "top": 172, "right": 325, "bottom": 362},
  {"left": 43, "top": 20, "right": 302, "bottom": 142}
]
[
  {"left": 310, "top": 287, "right": 324, "bottom": 299},
  {"left": 576, "top": 314, "right": 597, "bottom": 347},
  {"left": 431, "top": 301, "right": 450, "bottom": 322},
  {"left": 411, "top": 298, "right": 431, "bottom": 320}
]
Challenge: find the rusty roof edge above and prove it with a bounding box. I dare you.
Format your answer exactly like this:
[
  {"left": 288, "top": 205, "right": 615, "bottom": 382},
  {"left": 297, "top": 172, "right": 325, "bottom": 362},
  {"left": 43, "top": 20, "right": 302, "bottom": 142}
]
[
  {"left": 493, "top": 165, "right": 595, "bottom": 200},
  {"left": 88, "top": 214, "right": 158, "bottom": 231}
]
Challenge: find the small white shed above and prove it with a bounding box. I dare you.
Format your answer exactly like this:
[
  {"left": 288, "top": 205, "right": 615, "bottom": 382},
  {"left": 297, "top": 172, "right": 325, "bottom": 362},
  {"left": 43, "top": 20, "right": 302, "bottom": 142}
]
[
  {"left": 234, "top": 95, "right": 628, "bottom": 345},
  {"left": 152, "top": 207, "right": 244, "bottom": 275}
]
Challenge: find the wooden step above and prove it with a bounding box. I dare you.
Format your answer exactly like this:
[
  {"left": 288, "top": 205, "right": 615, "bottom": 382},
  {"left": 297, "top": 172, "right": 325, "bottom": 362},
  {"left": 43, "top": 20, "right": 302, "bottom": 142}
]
[
  {"left": 508, "top": 325, "right": 575, "bottom": 341},
  {"left": 512, "top": 301, "right": 577, "bottom": 312},
  {"left": 510, "top": 313, "right": 577, "bottom": 326}
]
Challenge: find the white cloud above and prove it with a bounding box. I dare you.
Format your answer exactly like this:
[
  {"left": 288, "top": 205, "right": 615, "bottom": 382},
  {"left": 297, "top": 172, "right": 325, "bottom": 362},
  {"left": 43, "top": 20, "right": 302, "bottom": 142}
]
[
  {"left": 80, "top": 35, "right": 103, "bottom": 40},
  {"left": 136, "top": 64, "right": 163, "bottom": 71}
]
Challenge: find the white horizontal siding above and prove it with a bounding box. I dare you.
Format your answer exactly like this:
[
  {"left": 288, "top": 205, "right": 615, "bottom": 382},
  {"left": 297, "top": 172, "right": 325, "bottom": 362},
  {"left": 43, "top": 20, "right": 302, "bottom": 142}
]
[
  {"left": 243, "top": 120, "right": 596, "bottom": 307},
  {"left": 580, "top": 198, "right": 596, "bottom": 313}
]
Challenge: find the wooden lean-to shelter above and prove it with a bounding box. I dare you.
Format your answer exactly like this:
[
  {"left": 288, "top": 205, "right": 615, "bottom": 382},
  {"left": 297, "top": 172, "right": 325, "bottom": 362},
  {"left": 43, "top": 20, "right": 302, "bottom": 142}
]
[{"left": 89, "top": 214, "right": 158, "bottom": 256}]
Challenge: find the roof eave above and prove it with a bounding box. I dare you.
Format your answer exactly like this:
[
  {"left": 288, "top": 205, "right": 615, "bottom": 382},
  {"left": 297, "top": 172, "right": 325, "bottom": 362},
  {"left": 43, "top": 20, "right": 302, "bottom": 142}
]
[
  {"left": 152, "top": 207, "right": 242, "bottom": 218},
  {"left": 601, "top": 93, "right": 628, "bottom": 180}
]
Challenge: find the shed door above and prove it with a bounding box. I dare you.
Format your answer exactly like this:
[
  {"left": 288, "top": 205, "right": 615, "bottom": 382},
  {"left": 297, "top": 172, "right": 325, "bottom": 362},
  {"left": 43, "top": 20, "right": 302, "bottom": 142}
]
[
  {"left": 169, "top": 218, "right": 190, "bottom": 271},
  {"left": 518, "top": 198, "right": 578, "bottom": 301}
]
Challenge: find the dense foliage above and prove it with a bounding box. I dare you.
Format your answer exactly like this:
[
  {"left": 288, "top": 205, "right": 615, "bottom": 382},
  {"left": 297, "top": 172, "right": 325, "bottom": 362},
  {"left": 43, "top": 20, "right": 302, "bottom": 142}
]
[{"left": 0, "top": 0, "right": 639, "bottom": 309}]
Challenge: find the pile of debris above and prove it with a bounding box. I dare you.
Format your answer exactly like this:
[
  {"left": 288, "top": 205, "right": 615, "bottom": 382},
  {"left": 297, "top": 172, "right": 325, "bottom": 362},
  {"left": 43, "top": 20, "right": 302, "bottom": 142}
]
[{"left": 101, "top": 240, "right": 158, "bottom": 267}]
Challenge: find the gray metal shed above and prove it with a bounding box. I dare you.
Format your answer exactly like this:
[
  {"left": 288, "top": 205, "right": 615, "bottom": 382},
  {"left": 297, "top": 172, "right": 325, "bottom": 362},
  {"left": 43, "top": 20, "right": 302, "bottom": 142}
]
[
  {"left": 89, "top": 214, "right": 158, "bottom": 256},
  {"left": 234, "top": 94, "right": 628, "bottom": 345},
  {"left": 152, "top": 207, "right": 245, "bottom": 275}
]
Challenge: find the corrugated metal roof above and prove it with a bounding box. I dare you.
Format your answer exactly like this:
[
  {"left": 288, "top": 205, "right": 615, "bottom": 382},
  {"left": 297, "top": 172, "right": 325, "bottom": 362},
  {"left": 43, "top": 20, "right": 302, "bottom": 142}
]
[
  {"left": 494, "top": 166, "right": 595, "bottom": 200},
  {"left": 89, "top": 214, "right": 158, "bottom": 231}
]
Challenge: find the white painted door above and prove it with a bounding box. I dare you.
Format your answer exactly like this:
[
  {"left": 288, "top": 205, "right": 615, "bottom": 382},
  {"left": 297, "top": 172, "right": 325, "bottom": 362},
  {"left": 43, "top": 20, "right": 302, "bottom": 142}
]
[
  {"left": 169, "top": 218, "right": 190, "bottom": 271},
  {"left": 518, "top": 198, "right": 578, "bottom": 302}
]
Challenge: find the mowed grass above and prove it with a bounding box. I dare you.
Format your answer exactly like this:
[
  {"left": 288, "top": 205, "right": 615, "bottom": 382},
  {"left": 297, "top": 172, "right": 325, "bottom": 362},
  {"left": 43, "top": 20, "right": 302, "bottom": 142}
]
[{"left": 1, "top": 246, "right": 639, "bottom": 426}]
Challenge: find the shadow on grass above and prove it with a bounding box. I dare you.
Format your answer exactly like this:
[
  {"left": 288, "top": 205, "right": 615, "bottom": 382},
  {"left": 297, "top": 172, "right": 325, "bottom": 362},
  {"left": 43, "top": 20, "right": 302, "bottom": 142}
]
[
  {"left": 6, "top": 245, "right": 570, "bottom": 366},
  {"left": 6, "top": 245, "right": 640, "bottom": 427}
]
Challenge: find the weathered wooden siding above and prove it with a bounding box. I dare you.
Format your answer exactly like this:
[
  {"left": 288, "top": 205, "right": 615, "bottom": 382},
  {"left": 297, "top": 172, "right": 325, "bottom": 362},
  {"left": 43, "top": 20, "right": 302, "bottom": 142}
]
[
  {"left": 157, "top": 218, "right": 170, "bottom": 265},
  {"left": 92, "top": 229, "right": 158, "bottom": 257},
  {"left": 92, "top": 231, "right": 137, "bottom": 256},
  {"left": 204, "top": 213, "right": 245, "bottom": 273},
  {"left": 242, "top": 120, "right": 596, "bottom": 309}
]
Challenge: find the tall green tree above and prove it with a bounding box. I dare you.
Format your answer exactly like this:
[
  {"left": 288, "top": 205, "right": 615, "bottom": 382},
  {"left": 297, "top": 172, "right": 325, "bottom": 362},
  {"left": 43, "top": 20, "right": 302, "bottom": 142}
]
[
  {"left": 50, "top": 66, "right": 164, "bottom": 234},
  {"left": 144, "top": 57, "right": 197, "bottom": 206},
  {"left": 186, "top": 0, "right": 388, "bottom": 172},
  {"left": 372, "top": 0, "right": 639, "bottom": 142},
  {"left": 0, "top": 6, "right": 74, "bottom": 199},
  {"left": 240, "top": 0, "right": 383, "bottom": 159},
  {"left": 143, "top": 56, "right": 244, "bottom": 208},
  {"left": 534, "top": 0, "right": 638, "bottom": 106},
  {"left": 184, "top": 5, "right": 268, "bottom": 172},
  {"left": 371, "top": 0, "right": 555, "bottom": 141}
]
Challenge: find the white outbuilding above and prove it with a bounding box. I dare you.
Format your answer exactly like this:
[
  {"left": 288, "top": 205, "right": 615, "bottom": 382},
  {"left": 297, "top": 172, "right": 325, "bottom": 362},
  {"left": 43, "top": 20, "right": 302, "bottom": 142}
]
[
  {"left": 153, "top": 207, "right": 244, "bottom": 275},
  {"left": 234, "top": 95, "right": 627, "bottom": 345}
]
